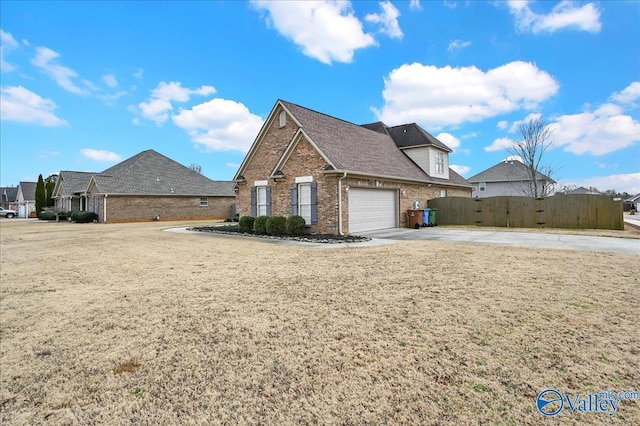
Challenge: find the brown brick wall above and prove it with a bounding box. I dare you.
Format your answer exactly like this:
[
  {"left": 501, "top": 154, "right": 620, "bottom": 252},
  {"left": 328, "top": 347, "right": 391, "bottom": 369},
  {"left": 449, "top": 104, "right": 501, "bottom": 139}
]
[
  {"left": 271, "top": 136, "right": 338, "bottom": 234},
  {"left": 101, "top": 195, "right": 234, "bottom": 223},
  {"left": 236, "top": 105, "right": 299, "bottom": 218}
]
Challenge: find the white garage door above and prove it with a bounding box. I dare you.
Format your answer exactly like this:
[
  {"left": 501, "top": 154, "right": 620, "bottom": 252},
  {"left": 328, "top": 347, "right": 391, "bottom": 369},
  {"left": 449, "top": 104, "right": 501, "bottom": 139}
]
[{"left": 348, "top": 188, "right": 397, "bottom": 233}]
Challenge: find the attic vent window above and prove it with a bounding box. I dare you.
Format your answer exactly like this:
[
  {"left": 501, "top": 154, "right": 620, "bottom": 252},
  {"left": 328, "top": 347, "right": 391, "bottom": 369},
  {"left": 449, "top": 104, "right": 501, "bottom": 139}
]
[{"left": 279, "top": 111, "right": 287, "bottom": 128}]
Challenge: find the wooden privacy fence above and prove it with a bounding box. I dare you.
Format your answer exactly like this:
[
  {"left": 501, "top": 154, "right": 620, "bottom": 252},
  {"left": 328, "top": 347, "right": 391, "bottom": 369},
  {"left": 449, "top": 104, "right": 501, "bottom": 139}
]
[{"left": 427, "top": 195, "right": 623, "bottom": 230}]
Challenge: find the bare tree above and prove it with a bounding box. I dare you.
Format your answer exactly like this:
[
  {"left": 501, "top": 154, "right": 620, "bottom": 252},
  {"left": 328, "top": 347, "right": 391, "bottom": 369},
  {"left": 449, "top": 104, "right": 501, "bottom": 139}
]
[
  {"left": 189, "top": 164, "right": 202, "bottom": 174},
  {"left": 508, "top": 118, "right": 557, "bottom": 198}
]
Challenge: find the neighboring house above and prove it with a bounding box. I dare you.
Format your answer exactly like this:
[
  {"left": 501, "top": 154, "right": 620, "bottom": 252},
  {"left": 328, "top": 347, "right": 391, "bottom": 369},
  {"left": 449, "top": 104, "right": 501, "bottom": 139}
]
[
  {"left": 233, "top": 100, "right": 472, "bottom": 235},
  {"left": 467, "top": 159, "right": 555, "bottom": 198},
  {"left": 1, "top": 186, "right": 18, "bottom": 211},
  {"left": 53, "top": 149, "right": 236, "bottom": 223},
  {"left": 16, "top": 182, "right": 37, "bottom": 218},
  {"left": 564, "top": 186, "right": 602, "bottom": 195},
  {"left": 624, "top": 193, "right": 640, "bottom": 211},
  {"left": 54, "top": 171, "right": 97, "bottom": 212}
]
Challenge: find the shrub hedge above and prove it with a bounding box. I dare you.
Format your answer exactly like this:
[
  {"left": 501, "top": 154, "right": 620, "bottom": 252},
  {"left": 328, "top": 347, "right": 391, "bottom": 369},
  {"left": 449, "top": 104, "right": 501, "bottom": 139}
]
[
  {"left": 38, "top": 211, "right": 57, "bottom": 220},
  {"left": 74, "top": 211, "right": 97, "bottom": 223},
  {"left": 266, "top": 216, "right": 287, "bottom": 236},
  {"left": 253, "top": 216, "right": 269, "bottom": 235},
  {"left": 238, "top": 216, "right": 255, "bottom": 233},
  {"left": 286, "top": 215, "right": 306, "bottom": 235}
]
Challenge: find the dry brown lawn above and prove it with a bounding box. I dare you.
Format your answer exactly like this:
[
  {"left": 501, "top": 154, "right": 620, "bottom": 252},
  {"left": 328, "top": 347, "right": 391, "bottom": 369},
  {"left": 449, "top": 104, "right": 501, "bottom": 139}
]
[{"left": 1, "top": 219, "right": 638, "bottom": 425}]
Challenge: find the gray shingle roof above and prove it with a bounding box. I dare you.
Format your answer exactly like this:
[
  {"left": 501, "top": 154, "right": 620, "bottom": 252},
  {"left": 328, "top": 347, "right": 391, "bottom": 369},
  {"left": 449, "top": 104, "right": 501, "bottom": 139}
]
[
  {"left": 566, "top": 186, "right": 601, "bottom": 195},
  {"left": 467, "top": 160, "right": 554, "bottom": 183},
  {"left": 93, "top": 150, "right": 235, "bottom": 196},
  {"left": 280, "top": 101, "right": 470, "bottom": 187},
  {"left": 58, "top": 171, "right": 96, "bottom": 195},
  {"left": 1, "top": 187, "right": 18, "bottom": 202},
  {"left": 18, "top": 182, "right": 36, "bottom": 201},
  {"left": 387, "top": 123, "right": 452, "bottom": 152}
]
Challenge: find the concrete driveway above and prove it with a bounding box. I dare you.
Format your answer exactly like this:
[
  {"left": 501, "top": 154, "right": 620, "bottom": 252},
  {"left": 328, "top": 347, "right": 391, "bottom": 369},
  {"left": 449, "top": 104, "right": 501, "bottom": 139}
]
[{"left": 358, "top": 227, "right": 640, "bottom": 255}]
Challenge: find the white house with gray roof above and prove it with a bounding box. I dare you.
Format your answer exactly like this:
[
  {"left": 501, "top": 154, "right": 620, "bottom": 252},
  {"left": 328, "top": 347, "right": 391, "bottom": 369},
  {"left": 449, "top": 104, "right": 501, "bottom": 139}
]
[{"left": 467, "top": 159, "right": 556, "bottom": 198}]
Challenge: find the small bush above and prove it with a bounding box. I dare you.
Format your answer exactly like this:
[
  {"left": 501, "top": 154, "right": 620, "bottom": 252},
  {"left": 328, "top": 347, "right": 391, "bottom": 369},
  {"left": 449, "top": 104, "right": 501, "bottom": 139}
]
[
  {"left": 70, "top": 211, "right": 81, "bottom": 221},
  {"left": 238, "top": 216, "right": 255, "bottom": 233},
  {"left": 38, "top": 210, "right": 56, "bottom": 220},
  {"left": 74, "top": 211, "right": 97, "bottom": 223},
  {"left": 254, "top": 216, "right": 269, "bottom": 235},
  {"left": 38, "top": 210, "right": 69, "bottom": 221},
  {"left": 232, "top": 214, "right": 240, "bottom": 222},
  {"left": 266, "top": 216, "right": 287, "bottom": 236},
  {"left": 286, "top": 215, "right": 306, "bottom": 235}
]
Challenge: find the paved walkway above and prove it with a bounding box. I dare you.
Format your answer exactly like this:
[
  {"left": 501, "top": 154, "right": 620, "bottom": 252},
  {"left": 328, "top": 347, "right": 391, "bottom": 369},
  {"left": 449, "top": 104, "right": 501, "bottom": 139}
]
[
  {"left": 358, "top": 227, "right": 640, "bottom": 255},
  {"left": 167, "top": 226, "right": 639, "bottom": 254}
]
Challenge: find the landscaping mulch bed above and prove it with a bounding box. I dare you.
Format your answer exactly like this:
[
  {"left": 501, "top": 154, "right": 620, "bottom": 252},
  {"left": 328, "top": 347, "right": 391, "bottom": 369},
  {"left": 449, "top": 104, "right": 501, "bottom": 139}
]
[{"left": 188, "top": 224, "right": 371, "bottom": 244}]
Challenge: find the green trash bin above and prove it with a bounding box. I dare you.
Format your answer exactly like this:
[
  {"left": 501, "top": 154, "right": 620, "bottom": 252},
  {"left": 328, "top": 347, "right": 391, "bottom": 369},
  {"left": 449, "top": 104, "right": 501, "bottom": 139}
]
[{"left": 428, "top": 208, "right": 437, "bottom": 226}]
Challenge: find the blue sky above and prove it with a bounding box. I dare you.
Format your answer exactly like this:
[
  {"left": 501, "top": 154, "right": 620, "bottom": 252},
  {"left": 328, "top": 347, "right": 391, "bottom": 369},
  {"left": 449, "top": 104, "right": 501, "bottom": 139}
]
[{"left": 1, "top": 0, "right": 639, "bottom": 193}]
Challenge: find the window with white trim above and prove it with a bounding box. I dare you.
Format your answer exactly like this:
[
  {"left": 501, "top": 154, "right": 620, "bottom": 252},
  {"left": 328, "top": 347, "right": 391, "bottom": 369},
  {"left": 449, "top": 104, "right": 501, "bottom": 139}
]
[
  {"left": 257, "top": 186, "right": 268, "bottom": 216},
  {"left": 298, "top": 183, "right": 312, "bottom": 224},
  {"left": 436, "top": 151, "right": 445, "bottom": 174},
  {"left": 200, "top": 197, "right": 208, "bottom": 207},
  {"left": 479, "top": 182, "right": 486, "bottom": 192},
  {"left": 440, "top": 189, "right": 447, "bottom": 198}
]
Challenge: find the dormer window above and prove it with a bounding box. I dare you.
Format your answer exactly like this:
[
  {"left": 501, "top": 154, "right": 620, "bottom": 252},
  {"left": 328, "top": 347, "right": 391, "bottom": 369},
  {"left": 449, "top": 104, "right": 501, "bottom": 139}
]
[
  {"left": 279, "top": 110, "right": 287, "bottom": 127},
  {"left": 436, "top": 151, "right": 445, "bottom": 174}
]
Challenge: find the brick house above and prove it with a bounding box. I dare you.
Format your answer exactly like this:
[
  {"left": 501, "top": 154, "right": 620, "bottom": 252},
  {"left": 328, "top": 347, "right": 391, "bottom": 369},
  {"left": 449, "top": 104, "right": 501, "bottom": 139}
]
[
  {"left": 234, "top": 100, "right": 472, "bottom": 234},
  {"left": 53, "top": 150, "right": 236, "bottom": 223}
]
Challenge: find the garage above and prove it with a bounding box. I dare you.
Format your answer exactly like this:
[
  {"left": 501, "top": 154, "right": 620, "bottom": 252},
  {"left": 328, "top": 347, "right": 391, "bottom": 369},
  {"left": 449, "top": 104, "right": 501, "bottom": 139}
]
[{"left": 348, "top": 188, "right": 398, "bottom": 233}]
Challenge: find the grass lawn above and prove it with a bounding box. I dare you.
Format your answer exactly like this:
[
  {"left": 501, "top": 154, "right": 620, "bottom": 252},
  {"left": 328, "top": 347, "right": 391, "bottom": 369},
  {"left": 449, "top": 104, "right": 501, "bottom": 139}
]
[{"left": 1, "top": 220, "right": 638, "bottom": 424}]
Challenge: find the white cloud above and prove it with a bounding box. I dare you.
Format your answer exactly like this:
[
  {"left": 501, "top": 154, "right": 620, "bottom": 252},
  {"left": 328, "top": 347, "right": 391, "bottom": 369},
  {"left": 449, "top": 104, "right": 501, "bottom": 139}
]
[
  {"left": 507, "top": 0, "right": 601, "bottom": 34},
  {"left": 133, "top": 68, "right": 144, "bottom": 79},
  {"left": 450, "top": 164, "right": 470, "bottom": 176},
  {"left": 0, "top": 85, "right": 68, "bottom": 126},
  {"left": 1, "top": 29, "right": 20, "bottom": 72},
  {"left": 252, "top": 0, "right": 376, "bottom": 64},
  {"left": 137, "top": 81, "right": 216, "bottom": 125},
  {"left": 508, "top": 112, "right": 542, "bottom": 133},
  {"left": 550, "top": 103, "right": 640, "bottom": 155},
  {"left": 103, "top": 74, "right": 118, "bottom": 88},
  {"left": 443, "top": 1, "right": 457, "bottom": 9},
  {"left": 564, "top": 173, "right": 640, "bottom": 195},
  {"left": 435, "top": 132, "right": 461, "bottom": 151},
  {"left": 81, "top": 149, "right": 122, "bottom": 162},
  {"left": 172, "top": 98, "right": 265, "bottom": 152},
  {"left": 497, "top": 120, "right": 509, "bottom": 130},
  {"left": 447, "top": 39, "right": 471, "bottom": 53},
  {"left": 409, "top": 0, "right": 422, "bottom": 11},
  {"left": 98, "top": 90, "right": 129, "bottom": 105},
  {"left": 484, "top": 137, "right": 516, "bottom": 152},
  {"left": 610, "top": 81, "right": 640, "bottom": 106},
  {"left": 462, "top": 131, "right": 479, "bottom": 140},
  {"left": 365, "top": 1, "right": 403, "bottom": 39},
  {"left": 374, "top": 61, "right": 559, "bottom": 128},
  {"left": 31, "top": 46, "right": 90, "bottom": 95}
]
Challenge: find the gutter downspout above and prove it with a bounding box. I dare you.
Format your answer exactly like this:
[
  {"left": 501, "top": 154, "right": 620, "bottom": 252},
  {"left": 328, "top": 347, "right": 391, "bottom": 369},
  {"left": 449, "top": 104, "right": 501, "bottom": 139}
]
[
  {"left": 103, "top": 194, "right": 108, "bottom": 223},
  {"left": 337, "top": 172, "right": 347, "bottom": 235}
]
